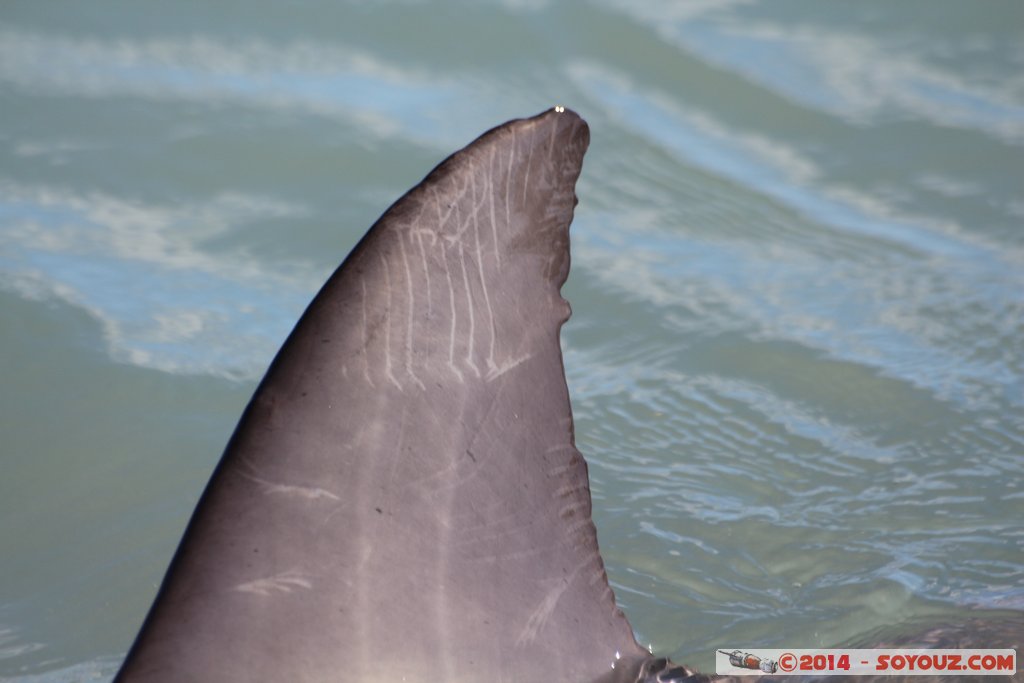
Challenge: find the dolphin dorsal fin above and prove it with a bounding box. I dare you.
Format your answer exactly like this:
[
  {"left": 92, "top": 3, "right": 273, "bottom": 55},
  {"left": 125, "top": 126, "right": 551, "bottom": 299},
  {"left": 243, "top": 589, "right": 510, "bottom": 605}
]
[{"left": 117, "top": 108, "right": 652, "bottom": 683}]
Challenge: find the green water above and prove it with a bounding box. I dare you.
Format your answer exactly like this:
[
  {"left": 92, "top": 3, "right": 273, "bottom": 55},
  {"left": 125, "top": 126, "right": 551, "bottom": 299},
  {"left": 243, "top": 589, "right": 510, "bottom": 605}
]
[{"left": 1, "top": 1, "right": 1022, "bottom": 679}]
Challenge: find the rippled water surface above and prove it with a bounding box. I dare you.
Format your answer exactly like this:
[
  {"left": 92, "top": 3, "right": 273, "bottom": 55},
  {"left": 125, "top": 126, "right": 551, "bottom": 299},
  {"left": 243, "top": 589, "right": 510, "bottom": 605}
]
[{"left": 2, "top": 1, "right": 1022, "bottom": 679}]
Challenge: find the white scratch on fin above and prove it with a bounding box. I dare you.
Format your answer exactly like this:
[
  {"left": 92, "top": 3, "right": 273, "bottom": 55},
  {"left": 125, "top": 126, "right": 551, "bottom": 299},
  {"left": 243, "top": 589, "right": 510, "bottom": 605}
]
[
  {"left": 521, "top": 142, "right": 535, "bottom": 205},
  {"left": 456, "top": 211, "right": 481, "bottom": 378},
  {"left": 414, "top": 230, "right": 433, "bottom": 317},
  {"left": 515, "top": 565, "right": 582, "bottom": 647},
  {"left": 547, "top": 463, "right": 575, "bottom": 477},
  {"left": 238, "top": 470, "right": 341, "bottom": 502},
  {"left": 485, "top": 352, "right": 532, "bottom": 381},
  {"left": 397, "top": 236, "right": 426, "bottom": 391},
  {"left": 505, "top": 127, "right": 515, "bottom": 237},
  {"left": 439, "top": 206, "right": 463, "bottom": 382},
  {"left": 471, "top": 173, "right": 499, "bottom": 377},
  {"left": 431, "top": 185, "right": 456, "bottom": 229},
  {"left": 235, "top": 570, "right": 313, "bottom": 596},
  {"left": 379, "top": 252, "right": 403, "bottom": 391},
  {"left": 487, "top": 144, "right": 501, "bottom": 266}
]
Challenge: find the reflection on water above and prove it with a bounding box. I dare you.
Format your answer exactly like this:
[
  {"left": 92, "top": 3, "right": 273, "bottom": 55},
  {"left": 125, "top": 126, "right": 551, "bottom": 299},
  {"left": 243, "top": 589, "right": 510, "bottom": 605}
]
[
  {"left": 0, "top": 185, "right": 311, "bottom": 377},
  {"left": 0, "top": 28, "right": 460, "bottom": 144},
  {"left": 1, "top": 0, "right": 1022, "bottom": 678}
]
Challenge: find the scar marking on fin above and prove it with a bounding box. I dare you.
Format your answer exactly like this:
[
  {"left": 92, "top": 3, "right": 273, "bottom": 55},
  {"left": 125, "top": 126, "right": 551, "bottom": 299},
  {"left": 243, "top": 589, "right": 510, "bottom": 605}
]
[
  {"left": 485, "top": 353, "right": 533, "bottom": 382},
  {"left": 471, "top": 173, "right": 499, "bottom": 376},
  {"left": 515, "top": 564, "right": 583, "bottom": 647},
  {"left": 456, "top": 218, "right": 481, "bottom": 378},
  {"left": 487, "top": 144, "right": 501, "bottom": 266},
  {"left": 505, "top": 127, "right": 515, "bottom": 239},
  {"left": 397, "top": 237, "right": 426, "bottom": 391},
  {"left": 521, "top": 142, "right": 535, "bottom": 205},
  {"left": 379, "top": 252, "right": 403, "bottom": 391},
  {"left": 554, "top": 482, "right": 589, "bottom": 498},
  {"left": 414, "top": 230, "right": 433, "bottom": 318},
  {"left": 237, "top": 470, "right": 342, "bottom": 503},
  {"left": 440, "top": 226, "right": 463, "bottom": 382},
  {"left": 559, "top": 500, "right": 588, "bottom": 519},
  {"left": 234, "top": 570, "right": 313, "bottom": 597}
]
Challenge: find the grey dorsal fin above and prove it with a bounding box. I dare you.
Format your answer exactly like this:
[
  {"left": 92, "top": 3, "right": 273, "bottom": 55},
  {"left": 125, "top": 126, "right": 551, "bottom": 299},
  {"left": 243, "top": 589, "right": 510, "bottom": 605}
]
[{"left": 116, "top": 108, "right": 652, "bottom": 683}]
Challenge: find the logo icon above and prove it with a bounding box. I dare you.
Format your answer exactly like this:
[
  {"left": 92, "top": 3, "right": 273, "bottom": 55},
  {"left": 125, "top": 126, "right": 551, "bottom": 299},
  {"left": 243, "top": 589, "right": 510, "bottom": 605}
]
[{"left": 719, "top": 649, "right": 779, "bottom": 674}]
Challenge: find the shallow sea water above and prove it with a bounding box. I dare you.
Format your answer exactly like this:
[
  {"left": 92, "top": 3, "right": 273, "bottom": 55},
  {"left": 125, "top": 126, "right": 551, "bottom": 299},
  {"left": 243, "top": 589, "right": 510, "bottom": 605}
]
[{"left": 1, "top": 1, "right": 1022, "bottom": 679}]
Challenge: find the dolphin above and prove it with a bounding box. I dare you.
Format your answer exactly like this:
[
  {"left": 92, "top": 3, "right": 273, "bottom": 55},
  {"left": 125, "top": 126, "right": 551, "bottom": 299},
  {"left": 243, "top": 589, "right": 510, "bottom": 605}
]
[{"left": 115, "top": 107, "right": 694, "bottom": 683}]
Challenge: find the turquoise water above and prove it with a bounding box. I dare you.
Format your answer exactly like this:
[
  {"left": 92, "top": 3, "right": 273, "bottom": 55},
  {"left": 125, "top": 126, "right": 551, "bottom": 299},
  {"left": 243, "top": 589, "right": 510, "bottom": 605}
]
[{"left": 2, "top": 1, "right": 1022, "bottom": 679}]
